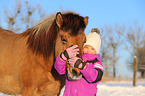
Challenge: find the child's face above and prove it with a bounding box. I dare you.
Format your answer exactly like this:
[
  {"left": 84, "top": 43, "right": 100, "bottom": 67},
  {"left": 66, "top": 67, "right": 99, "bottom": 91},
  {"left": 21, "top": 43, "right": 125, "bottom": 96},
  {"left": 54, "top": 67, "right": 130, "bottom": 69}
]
[{"left": 83, "top": 45, "right": 96, "bottom": 55}]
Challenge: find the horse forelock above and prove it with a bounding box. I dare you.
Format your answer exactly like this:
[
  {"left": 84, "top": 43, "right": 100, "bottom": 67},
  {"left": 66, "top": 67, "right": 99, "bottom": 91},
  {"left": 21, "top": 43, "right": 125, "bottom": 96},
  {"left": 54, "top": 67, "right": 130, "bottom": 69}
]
[
  {"left": 21, "top": 12, "right": 86, "bottom": 58},
  {"left": 61, "top": 12, "right": 86, "bottom": 35}
]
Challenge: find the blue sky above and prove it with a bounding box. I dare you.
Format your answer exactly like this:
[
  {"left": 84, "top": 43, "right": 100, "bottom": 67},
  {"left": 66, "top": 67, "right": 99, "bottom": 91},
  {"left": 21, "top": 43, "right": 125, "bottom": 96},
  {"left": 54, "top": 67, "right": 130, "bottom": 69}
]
[
  {"left": 0, "top": 0, "right": 145, "bottom": 78},
  {"left": 1, "top": 0, "right": 145, "bottom": 33}
]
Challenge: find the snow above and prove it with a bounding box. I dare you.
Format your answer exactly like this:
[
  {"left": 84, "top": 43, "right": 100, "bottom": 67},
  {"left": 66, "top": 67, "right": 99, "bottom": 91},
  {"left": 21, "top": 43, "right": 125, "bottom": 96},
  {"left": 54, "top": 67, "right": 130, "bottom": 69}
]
[
  {"left": 0, "top": 79, "right": 145, "bottom": 96},
  {"left": 97, "top": 84, "right": 145, "bottom": 96},
  {"left": 59, "top": 79, "right": 145, "bottom": 96},
  {"left": 96, "top": 80, "right": 145, "bottom": 96}
]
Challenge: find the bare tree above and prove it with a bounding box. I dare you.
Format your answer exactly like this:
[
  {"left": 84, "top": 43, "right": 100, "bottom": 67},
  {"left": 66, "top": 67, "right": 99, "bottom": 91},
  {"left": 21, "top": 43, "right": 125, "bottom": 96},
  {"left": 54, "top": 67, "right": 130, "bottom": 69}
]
[
  {"left": 101, "top": 24, "right": 124, "bottom": 78},
  {"left": 4, "top": 0, "right": 21, "bottom": 32},
  {"left": 100, "top": 28, "right": 112, "bottom": 76},
  {"left": 121, "top": 21, "right": 145, "bottom": 78},
  {"left": 2, "top": 0, "right": 46, "bottom": 33},
  {"left": 136, "top": 43, "right": 145, "bottom": 78},
  {"left": 125, "top": 23, "right": 144, "bottom": 56},
  {"left": 24, "top": 1, "right": 36, "bottom": 29}
]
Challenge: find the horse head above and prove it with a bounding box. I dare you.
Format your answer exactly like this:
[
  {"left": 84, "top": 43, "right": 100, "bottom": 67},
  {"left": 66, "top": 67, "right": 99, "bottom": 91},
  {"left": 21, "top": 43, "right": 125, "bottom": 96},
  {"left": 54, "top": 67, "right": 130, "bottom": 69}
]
[
  {"left": 55, "top": 12, "right": 88, "bottom": 57},
  {"left": 54, "top": 12, "right": 88, "bottom": 80}
]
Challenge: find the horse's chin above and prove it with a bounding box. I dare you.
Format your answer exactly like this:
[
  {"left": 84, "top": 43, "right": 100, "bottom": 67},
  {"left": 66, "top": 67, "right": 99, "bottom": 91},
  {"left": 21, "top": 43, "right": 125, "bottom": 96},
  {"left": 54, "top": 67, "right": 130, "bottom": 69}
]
[
  {"left": 67, "top": 67, "right": 82, "bottom": 81},
  {"left": 67, "top": 73, "right": 82, "bottom": 81}
]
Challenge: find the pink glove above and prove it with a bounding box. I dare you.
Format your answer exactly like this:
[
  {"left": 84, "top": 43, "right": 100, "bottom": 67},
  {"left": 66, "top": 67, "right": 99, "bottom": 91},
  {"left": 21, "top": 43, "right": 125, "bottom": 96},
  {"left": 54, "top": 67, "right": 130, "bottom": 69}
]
[
  {"left": 60, "top": 45, "right": 79, "bottom": 61},
  {"left": 68, "top": 57, "right": 86, "bottom": 70}
]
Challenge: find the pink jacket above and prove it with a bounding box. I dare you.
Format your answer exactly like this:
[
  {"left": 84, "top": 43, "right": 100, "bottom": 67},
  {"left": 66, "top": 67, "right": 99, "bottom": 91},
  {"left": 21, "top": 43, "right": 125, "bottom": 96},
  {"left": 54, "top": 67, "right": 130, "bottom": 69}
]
[{"left": 54, "top": 53, "right": 104, "bottom": 96}]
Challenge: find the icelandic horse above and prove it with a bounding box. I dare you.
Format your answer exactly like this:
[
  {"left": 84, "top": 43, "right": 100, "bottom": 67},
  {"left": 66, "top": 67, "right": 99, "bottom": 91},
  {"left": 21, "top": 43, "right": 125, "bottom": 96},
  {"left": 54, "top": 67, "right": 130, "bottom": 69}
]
[{"left": 0, "top": 11, "right": 88, "bottom": 96}]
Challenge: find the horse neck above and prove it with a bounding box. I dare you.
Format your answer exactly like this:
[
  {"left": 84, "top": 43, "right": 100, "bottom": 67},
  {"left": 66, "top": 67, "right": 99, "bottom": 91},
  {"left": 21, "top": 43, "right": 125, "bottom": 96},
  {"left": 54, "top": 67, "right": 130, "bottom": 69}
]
[
  {"left": 27, "top": 47, "right": 55, "bottom": 72},
  {"left": 42, "top": 51, "right": 55, "bottom": 72}
]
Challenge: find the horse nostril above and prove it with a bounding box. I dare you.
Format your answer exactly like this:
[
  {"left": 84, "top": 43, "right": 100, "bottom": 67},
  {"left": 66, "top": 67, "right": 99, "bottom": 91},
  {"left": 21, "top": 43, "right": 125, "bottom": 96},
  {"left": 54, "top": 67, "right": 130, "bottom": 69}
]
[{"left": 72, "top": 69, "right": 78, "bottom": 75}]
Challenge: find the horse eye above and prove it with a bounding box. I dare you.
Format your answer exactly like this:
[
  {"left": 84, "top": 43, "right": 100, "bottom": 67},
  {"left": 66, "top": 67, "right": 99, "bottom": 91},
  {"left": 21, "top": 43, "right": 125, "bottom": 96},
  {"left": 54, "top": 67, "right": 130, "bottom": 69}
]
[
  {"left": 83, "top": 40, "right": 86, "bottom": 44},
  {"left": 61, "top": 37, "right": 67, "bottom": 44}
]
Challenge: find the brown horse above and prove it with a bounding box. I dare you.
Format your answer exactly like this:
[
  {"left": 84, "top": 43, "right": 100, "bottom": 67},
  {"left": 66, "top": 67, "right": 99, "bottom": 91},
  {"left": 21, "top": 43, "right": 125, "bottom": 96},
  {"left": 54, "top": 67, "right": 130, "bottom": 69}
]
[{"left": 0, "top": 12, "right": 88, "bottom": 96}]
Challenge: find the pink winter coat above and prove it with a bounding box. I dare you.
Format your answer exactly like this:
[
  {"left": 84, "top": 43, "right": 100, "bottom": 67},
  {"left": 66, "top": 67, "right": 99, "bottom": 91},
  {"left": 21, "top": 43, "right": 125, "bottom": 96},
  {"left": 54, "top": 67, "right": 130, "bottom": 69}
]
[{"left": 54, "top": 53, "right": 104, "bottom": 96}]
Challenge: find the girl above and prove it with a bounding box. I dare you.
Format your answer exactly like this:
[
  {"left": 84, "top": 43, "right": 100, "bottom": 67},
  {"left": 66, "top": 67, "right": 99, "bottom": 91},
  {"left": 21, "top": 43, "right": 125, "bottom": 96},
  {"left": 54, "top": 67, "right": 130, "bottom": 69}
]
[{"left": 54, "top": 28, "right": 103, "bottom": 96}]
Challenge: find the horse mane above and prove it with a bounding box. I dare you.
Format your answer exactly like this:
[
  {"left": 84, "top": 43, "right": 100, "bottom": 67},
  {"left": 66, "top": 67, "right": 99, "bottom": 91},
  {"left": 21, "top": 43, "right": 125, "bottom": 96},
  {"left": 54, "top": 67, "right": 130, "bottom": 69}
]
[{"left": 21, "top": 12, "right": 86, "bottom": 58}]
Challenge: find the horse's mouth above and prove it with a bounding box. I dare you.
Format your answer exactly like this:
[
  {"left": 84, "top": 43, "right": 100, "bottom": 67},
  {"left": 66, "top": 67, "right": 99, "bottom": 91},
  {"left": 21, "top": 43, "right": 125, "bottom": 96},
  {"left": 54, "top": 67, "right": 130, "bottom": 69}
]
[{"left": 66, "top": 65, "right": 82, "bottom": 81}]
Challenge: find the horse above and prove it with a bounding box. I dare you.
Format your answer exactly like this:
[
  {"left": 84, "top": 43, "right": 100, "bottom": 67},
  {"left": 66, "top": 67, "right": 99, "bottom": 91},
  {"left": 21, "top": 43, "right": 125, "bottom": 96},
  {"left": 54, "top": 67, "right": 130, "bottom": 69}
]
[{"left": 0, "top": 11, "right": 88, "bottom": 96}]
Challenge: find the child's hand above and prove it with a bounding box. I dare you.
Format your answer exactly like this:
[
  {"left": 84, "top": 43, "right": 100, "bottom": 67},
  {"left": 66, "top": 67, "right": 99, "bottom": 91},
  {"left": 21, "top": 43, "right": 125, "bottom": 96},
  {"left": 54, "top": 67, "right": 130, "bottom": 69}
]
[
  {"left": 68, "top": 57, "right": 86, "bottom": 70},
  {"left": 60, "top": 45, "right": 79, "bottom": 61}
]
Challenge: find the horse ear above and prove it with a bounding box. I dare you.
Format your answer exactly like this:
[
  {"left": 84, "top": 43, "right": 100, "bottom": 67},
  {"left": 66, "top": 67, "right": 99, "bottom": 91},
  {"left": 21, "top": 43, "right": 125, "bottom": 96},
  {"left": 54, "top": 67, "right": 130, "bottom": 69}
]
[
  {"left": 56, "top": 12, "right": 63, "bottom": 28},
  {"left": 84, "top": 16, "right": 89, "bottom": 26}
]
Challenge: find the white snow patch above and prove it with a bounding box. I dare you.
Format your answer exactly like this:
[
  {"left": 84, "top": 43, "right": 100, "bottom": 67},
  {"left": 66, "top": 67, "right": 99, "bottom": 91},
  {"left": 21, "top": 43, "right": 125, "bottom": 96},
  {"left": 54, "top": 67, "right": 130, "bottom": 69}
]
[{"left": 97, "top": 85, "right": 145, "bottom": 96}]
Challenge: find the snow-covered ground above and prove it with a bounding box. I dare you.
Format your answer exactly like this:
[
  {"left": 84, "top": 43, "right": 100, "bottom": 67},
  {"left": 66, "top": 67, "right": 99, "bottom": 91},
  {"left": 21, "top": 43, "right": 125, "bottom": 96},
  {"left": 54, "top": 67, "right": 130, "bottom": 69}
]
[
  {"left": 98, "top": 79, "right": 145, "bottom": 96},
  {"left": 97, "top": 84, "right": 145, "bottom": 96},
  {"left": 97, "top": 81, "right": 145, "bottom": 96},
  {"left": 0, "top": 79, "right": 145, "bottom": 96}
]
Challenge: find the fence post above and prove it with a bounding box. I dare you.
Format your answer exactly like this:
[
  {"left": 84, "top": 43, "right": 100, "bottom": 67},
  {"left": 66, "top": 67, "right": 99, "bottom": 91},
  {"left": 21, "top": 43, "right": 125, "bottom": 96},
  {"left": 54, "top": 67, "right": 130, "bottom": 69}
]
[{"left": 133, "top": 56, "right": 138, "bottom": 87}]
